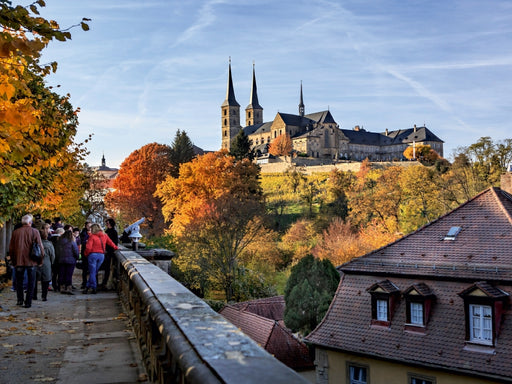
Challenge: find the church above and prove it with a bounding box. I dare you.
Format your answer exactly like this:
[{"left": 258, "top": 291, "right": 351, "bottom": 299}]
[{"left": 221, "top": 62, "right": 444, "bottom": 161}]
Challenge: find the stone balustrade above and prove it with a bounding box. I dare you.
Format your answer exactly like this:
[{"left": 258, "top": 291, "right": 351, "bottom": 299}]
[{"left": 116, "top": 248, "right": 309, "bottom": 384}]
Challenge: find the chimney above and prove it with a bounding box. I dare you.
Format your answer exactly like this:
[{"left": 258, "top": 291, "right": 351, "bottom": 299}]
[
  {"left": 501, "top": 170, "right": 512, "bottom": 194},
  {"left": 354, "top": 125, "right": 360, "bottom": 131},
  {"left": 413, "top": 124, "right": 417, "bottom": 133},
  {"left": 385, "top": 128, "right": 389, "bottom": 136}
]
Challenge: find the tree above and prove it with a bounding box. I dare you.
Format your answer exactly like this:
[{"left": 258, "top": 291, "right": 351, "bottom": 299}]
[
  {"left": 155, "top": 150, "right": 266, "bottom": 301},
  {"left": 168, "top": 129, "right": 195, "bottom": 178},
  {"left": 105, "top": 143, "right": 171, "bottom": 237},
  {"left": 268, "top": 133, "right": 292, "bottom": 157},
  {"left": 279, "top": 219, "right": 319, "bottom": 265},
  {"left": 0, "top": 2, "right": 90, "bottom": 221},
  {"left": 284, "top": 254, "right": 340, "bottom": 335},
  {"left": 230, "top": 129, "right": 253, "bottom": 161},
  {"left": 403, "top": 144, "right": 440, "bottom": 165}
]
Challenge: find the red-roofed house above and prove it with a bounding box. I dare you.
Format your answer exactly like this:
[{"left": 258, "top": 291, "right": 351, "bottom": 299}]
[
  {"left": 306, "top": 181, "right": 512, "bottom": 384},
  {"left": 220, "top": 298, "right": 315, "bottom": 381}
]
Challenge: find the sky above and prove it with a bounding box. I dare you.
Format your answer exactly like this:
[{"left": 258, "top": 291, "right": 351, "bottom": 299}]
[{"left": 35, "top": 0, "right": 512, "bottom": 168}]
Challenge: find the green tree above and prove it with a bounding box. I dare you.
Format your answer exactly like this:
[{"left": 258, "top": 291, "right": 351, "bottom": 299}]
[
  {"left": 284, "top": 254, "right": 340, "bottom": 335},
  {"left": 168, "top": 129, "right": 196, "bottom": 178},
  {"left": 230, "top": 129, "right": 253, "bottom": 161}
]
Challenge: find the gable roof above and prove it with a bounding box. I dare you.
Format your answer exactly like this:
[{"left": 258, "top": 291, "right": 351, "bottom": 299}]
[
  {"left": 306, "top": 187, "right": 512, "bottom": 382},
  {"left": 340, "top": 187, "right": 512, "bottom": 281},
  {"left": 220, "top": 305, "right": 314, "bottom": 370}
]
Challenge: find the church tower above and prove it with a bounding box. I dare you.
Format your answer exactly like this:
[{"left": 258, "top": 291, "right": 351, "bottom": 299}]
[
  {"left": 299, "top": 81, "right": 305, "bottom": 117},
  {"left": 245, "top": 63, "right": 263, "bottom": 126},
  {"left": 221, "top": 59, "right": 242, "bottom": 150}
]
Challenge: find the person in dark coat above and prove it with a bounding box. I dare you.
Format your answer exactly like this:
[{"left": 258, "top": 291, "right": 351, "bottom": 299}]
[
  {"left": 34, "top": 227, "right": 55, "bottom": 301},
  {"left": 79, "top": 222, "right": 91, "bottom": 289},
  {"left": 100, "top": 218, "right": 119, "bottom": 290},
  {"left": 55, "top": 230, "right": 79, "bottom": 295},
  {"left": 9, "top": 214, "right": 44, "bottom": 308}
]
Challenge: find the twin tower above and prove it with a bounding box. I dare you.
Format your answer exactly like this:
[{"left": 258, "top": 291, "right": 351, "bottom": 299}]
[{"left": 221, "top": 61, "right": 263, "bottom": 150}]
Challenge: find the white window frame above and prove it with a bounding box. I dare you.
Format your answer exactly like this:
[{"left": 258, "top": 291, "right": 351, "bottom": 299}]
[
  {"left": 376, "top": 299, "right": 388, "bottom": 321},
  {"left": 410, "top": 302, "right": 424, "bottom": 325},
  {"left": 469, "top": 304, "right": 493, "bottom": 344},
  {"left": 349, "top": 364, "right": 368, "bottom": 384}
]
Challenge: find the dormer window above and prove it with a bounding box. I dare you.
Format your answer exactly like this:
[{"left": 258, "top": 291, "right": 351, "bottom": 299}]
[
  {"left": 459, "top": 281, "right": 509, "bottom": 346},
  {"left": 404, "top": 283, "right": 435, "bottom": 329},
  {"left": 368, "top": 280, "right": 400, "bottom": 326}
]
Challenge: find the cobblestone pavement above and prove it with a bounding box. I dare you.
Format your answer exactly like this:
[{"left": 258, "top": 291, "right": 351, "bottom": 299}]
[{"left": 0, "top": 276, "right": 148, "bottom": 384}]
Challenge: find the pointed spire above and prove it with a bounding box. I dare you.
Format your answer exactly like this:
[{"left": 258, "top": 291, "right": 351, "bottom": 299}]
[
  {"left": 222, "top": 57, "right": 240, "bottom": 107},
  {"left": 101, "top": 153, "right": 106, "bottom": 167},
  {"left": 299, "top": 81, "right": 305, "bottom": 117},
  {"left": 247, "top": 61, "right": 262, "bottom": 110}
]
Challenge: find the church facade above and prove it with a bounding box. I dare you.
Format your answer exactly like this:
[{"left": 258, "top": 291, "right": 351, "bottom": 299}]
[{"left": 221, "top": 63, "right": 444, "bottom": 161}]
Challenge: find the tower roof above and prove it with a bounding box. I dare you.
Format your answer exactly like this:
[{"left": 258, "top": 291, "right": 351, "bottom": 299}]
[
  {"left": 221, "top": 59, "right": 240, "bottom": 107},
  {"left": 246, "top": 63, "right": 262, "bottom": 110},
  {"left": 298, "top": 82, "right": 305, "bottom": 117}
]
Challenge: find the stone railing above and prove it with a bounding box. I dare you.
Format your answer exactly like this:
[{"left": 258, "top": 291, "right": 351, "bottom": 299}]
[{"left": 116, "top": 248, "right": 309, "bottom": 384}]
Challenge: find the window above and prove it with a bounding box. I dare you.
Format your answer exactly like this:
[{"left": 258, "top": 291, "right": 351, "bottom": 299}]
[
  {"left": 404, "top": 283, "right": 435, "bottom": 328},
  {"left": 347, "top": 363, "right": 368, "bottom": 384},
  {"left": 459, "top": 281, "right": 509, "bottom": 346},
  {"left": 376, "top": 299, "right": 388, "bottom": 321},
  {"left": 367, "top": 280, "right": 400, "bottom": 326},
  {"left": 410, "top": 302, "right": 423, "bottom": 325},
  {"left": 408, "top": 373, "right": 435, "bottom": 384},
  {"left": 469, "top": 304, "right": 492, "bottom": 343}
]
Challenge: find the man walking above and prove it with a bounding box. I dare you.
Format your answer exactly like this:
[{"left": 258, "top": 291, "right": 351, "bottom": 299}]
[{"left": 9, "top": 214, "right": 44, "bottom": 308}]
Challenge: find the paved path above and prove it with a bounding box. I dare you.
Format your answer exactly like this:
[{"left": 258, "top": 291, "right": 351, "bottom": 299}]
[{"left": 0, "top": 281, "right": 148, "bottom": 384}]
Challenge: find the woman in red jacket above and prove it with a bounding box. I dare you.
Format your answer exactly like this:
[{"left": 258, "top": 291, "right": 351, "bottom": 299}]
[{"left": 83, "top": 223, "right": 118, "bottom": 294}]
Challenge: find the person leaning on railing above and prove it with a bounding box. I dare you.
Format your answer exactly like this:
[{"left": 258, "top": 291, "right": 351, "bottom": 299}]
[{"left": 83, "top": 224, "right": 118, "bottom": 294}]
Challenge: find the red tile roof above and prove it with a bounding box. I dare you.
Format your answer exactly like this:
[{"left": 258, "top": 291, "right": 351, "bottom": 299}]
[
  {"left": 306, "top": 187, "right": 512, "bottom": 382},
  {"left": 220, "top": 305, "right": 314, "bottom": 370},
  {"left": 230, "top": 295, "right": 285, "bottom": 321}
]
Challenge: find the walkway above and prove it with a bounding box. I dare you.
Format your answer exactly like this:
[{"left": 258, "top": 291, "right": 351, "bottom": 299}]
[{"left": 0, "top": 280, "right": 148, "bottom": 384}]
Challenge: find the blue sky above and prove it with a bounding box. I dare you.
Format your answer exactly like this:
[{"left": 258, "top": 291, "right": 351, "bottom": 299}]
[{"left": 38, "top": 0, "right": 512, "bottom": 168}]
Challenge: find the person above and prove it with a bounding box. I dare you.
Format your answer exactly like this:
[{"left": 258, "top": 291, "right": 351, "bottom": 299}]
[
  {"left": 100, "top": 218, "right": 119, "bottom": 290},
  {"left": 55, "top": 230, "right": 79, "bottom": 294},
  {"left": 8, "top": 214, "right": 44, "bottom": 308},
  {"left": 50, "top": 227, "right": 65, "bottom": 292},
  {"left": 51, "top": 217, "right": 63, "bottom": 232},
  {"left": 34, "top": 227, "right": 55, "bottom": 301},
  {"left": 79, "top": 222, "right": 91, "bottom": 289},
  {"left": 83, "top": 223, "right": 118, "bottom": 294}
]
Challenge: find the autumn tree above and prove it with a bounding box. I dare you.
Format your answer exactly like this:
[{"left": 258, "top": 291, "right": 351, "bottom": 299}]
[
  {"left": 105, "top": 143, "right": 171, "bottom": 237},
  {"left": 268, "top": 133, "right": 292, "bottom": 157},
  {"left": 284, "top": 254, "right": 340, "bottom": 335},
  {"left": 155, "top": 151, "right": 266, "bottom": 301},
  {"left": 168, "top": 129, "right": 195, "bottom": 178},
  {"left": 403, "top": 144, "right": 440, "bottom": 165},
  {"left": 279, "top": 219, "right": 320, "bottom": 265},
  {"left": 0, "top": 2, "right": 90, "bottom": 221},
  {"left": 230, "top": 128, "right": 253, "bottom": 161}
]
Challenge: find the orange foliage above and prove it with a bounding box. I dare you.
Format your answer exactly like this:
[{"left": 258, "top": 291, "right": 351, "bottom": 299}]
[
  {"left": 279, "top": 219, "right": 320, "bottom": 264},
  {"left": 313, "top": 218, "right": 398, "bottom": 267},
  {"left": 105, "top": 143, "right": 171, "bottom": 237},
  {"left": 268, "top": 133, "right": 292, "bottom": 157}
]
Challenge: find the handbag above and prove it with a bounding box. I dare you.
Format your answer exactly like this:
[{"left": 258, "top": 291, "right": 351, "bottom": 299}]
[
  {"left": 30, "top": 235, "right": 42, "bottom": 263},
  {"left": 75, "top": 257, "right": 84, "bottom": 270}
]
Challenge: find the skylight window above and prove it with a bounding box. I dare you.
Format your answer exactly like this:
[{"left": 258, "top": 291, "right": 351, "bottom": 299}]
[{"left": 444, "top": 226, "right": 462, "bottom": 240}]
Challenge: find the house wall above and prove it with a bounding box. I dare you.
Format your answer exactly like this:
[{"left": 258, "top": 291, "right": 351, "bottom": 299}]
[{"left": 321, "top": 349, "right": 501, "bottom": 384}]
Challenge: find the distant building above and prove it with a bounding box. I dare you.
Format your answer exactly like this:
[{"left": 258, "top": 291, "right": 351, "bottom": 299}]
[
  {"left": 221, "top": 62, "right": 444, "bottom": 161},
  {"left": 306, "top": 175, "right": 512, "bottom": 384},
  {"left": 92, "top": 154, "right": 118, "bottom": 188}
]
